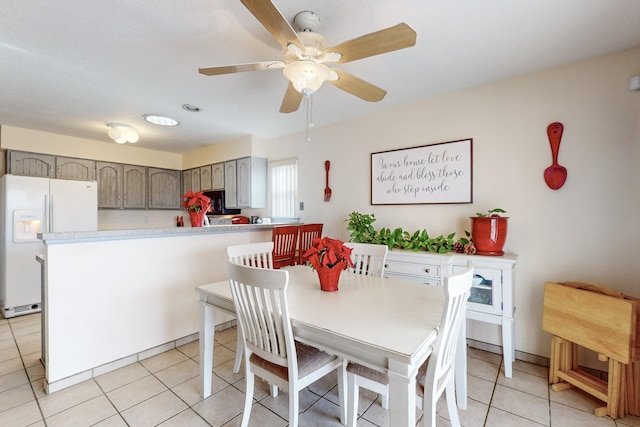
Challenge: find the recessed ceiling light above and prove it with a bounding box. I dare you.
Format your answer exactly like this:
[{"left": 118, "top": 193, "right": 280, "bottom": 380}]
[
  {"left": 182, "top": 104, "right": 201, "bottom": 112},
  {"left": 143, "top": 114, "right": 179, "bottom": 126}
]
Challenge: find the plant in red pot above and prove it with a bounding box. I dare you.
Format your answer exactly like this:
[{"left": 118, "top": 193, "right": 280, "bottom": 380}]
[
  {"left": 470, "top": 208, "right": 508, "bottom": 256},
  {"left": 303, "top": 237, "right": 355, "bottom": 292},
  {"left": 182, "top": 191, "right": 211, "bottom": 227}
]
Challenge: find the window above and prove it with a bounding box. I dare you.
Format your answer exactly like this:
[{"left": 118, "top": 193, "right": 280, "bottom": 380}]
[{"left": 270, "top": 158, "right": 298, "bottom": 218}]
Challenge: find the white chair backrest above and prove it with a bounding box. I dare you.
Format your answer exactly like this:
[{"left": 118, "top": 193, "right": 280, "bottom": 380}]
[
  {"left": 226, "top": 242, "right": 274, "bottom": 269},
  {"left": 344, "top": 242, "right": 389, "bottom": 278},
  {"left": 226, "top": 261, "right": 296, "bottom": 371},
  {"left": 426, "top": 264, "right": 473, "bottom": 394}
]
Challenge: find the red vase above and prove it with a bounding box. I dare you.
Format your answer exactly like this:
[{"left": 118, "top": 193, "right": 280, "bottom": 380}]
[
  {"left": 470, "top": 216, "right": 508, "bottom": 256},
  {"left": 188, "top": 210, "right": 206, "bottom": 227},
  {"left": 317, "top": 262, "right": 346, "bottom": 292}
]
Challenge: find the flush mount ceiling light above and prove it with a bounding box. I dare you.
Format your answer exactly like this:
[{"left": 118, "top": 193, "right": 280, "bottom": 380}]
[
  {"left": 143, "top": 114, "right": 179, "bottom": 126},
  {"left": 106, "top": 123, "right": 139, "bottom": 144}
]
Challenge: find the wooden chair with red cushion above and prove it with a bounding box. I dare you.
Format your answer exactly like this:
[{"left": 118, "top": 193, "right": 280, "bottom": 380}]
[
  {"left": 272, "top": 225, "right": 300, "bottom": 269},
  {"left": 297, "top": 223, "right": 323, "bottom": 265}
]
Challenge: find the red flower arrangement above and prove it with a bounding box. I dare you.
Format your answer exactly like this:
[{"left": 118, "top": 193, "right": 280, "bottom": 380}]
[
  {"left": 181, "top": 191, "right": 211, "bottom": 213},
  {"left": 303, "top": 237, "right": 355, "bottom": 271}
]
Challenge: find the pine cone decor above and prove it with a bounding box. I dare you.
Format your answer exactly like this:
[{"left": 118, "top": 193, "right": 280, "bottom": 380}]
[
  {"left": 463, "top": 242, "right": 477, "bottom": 255},
  {"left": 454, "top": 241, "right": 465, "bottom": 253}
]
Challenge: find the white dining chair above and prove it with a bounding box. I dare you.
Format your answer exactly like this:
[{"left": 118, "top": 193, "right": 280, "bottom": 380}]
[
  {"left": 226, "top": 261, "right": 347, "bottom": 427},
  {"left": 346, "top": 264, "right": 474, "bottom": 427},
  {"left": 344, "top": 242, "right": 388, "bottom": 277},
  {"left": 226, "top": 242, "right": 274, "bottom": 374}
]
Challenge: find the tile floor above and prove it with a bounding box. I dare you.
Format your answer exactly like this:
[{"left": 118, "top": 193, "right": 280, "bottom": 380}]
[{"left": 2, "top": 313, "right": 640, "bottom": 427}]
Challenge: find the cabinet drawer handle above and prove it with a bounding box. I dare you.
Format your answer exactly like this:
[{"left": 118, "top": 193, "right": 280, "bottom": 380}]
[
  {"left": 424, "top": 268, "right": 430, "bottom": 273},
  {"left": 384, "top": 263, "right": 389, "bottom": 268}
]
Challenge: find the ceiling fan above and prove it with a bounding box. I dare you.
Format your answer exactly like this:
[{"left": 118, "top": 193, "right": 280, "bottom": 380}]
[{"left": 198, "top": 0, "right": 417, "bottom": 113}]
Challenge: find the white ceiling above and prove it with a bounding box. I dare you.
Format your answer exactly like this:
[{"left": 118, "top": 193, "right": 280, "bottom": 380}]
[{"left": 1, "top": 0, "right": 639, "bottom": 153}]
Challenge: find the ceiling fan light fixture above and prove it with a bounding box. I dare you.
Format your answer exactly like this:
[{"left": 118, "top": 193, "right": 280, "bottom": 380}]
[
  {"left": 284, "top": 61, "right": 333, "bottom": 94},
  {"left": 107, "top": 123, "right": 139, "bottom": 144}
]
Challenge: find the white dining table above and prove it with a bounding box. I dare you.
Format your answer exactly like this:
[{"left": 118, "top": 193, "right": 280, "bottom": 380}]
[{"left": 196, "top": 265, "right": 467, "bottom": 426}]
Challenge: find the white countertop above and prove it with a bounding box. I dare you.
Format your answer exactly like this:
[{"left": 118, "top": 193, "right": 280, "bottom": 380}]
[{"left": 38, "top": 223, "right": 281, "bottom": 243}]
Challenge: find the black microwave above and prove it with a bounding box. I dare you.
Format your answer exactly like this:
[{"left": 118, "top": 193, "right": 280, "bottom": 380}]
[{"left": 203, "top": 190, "right": 241, "bottom": 215}]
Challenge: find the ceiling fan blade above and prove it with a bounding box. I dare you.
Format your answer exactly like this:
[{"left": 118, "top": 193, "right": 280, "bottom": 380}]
[
  {"left": 241, "top": 0, "right": 304, "bottom": 49},
  {"left": 328, "top": 69, "right": 386, "bottom": 102},
  {"left": 327, "top": 23, "right": 417, "bottom": 64},
  {"left": 279, "top": 82, "right": 304, "bottom": 113},
  {"left": 199, "top": 61, "right": 284, "bottom": 76}
]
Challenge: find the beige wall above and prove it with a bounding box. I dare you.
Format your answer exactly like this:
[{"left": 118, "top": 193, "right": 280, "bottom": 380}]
[
  {"left": 266, "top": 47, "right": 640, "bottom": 360},
  {"left": 0, "top": 126, "right": 182, "bottom": 169}
]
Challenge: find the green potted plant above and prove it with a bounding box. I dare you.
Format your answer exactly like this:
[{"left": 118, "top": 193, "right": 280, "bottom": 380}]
[{"left": 470, "top": 208, "right": 508, "bottom": 256}]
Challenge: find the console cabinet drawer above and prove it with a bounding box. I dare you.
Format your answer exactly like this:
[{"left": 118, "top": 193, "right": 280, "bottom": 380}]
[{"left": 384, "top": 260, "right": 440, "bottom": 279}]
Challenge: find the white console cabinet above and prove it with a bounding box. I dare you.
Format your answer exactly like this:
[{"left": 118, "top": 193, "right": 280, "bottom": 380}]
[{"left": 384, "top": 250, "right": 517, "bottom": 377}]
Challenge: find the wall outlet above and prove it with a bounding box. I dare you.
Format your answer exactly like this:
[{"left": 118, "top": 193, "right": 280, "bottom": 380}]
[{"left": 299, "top": 202, "right": 304, "bottom": 210}]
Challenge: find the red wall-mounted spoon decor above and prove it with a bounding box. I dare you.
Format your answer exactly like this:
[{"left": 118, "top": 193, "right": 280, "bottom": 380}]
[{"left": 544, "top": 122, "right": 567, "bottom": 190}]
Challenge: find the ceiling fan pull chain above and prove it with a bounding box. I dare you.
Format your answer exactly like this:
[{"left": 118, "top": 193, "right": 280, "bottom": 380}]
[{"left": 305, "top": 92, "right": 314, "bottom": 143}]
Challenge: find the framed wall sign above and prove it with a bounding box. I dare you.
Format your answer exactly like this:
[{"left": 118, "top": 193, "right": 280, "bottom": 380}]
[{"left": 371, "top": 138, "right": 473, "bottom": 205}]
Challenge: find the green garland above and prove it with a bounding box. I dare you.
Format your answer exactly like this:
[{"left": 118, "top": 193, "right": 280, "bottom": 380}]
[{"left": 345, "top": 211, "right": 470, "bottom": 253}]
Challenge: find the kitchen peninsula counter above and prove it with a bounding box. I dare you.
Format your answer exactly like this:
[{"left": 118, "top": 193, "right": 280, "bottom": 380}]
[
  {"left": 39, "top": 223, "right": 280, "bottom": 243},
  {"left": 38, "top": 223, "right": 275, "bottom": 393}
]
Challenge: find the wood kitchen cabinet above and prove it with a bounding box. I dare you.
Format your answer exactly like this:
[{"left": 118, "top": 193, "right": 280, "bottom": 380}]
[
  {"left": 212, "top": 162, "right": 224, "bottom": 190},
  {"left": 237, "top": 157, "right": 267, "bottom": 208},
  {"left": 224, "top": 157, "right": 267, "bottom": 208},
  {"left": 9, "top": 151, "right": 96, "bottom": 180},
  {"left": 96, "top": 162, "right": 123, "bottom": 208},
  {"left": 182, "top": 170, "right": 191, "bottom": 195},
  {"left": 123, "top": 165, "right": 147, "bottom": 209},
  {"left": 224, "top": 161, "right": 238, "bottom": 208},
  {"left": 182, "top": 168, "right": 201, "bottom": 194},
  {"left": 200, "top": 165, "right": 212, "bottom": 191},
  {"left": 8, "top": 150, "right": 55, "bottom": 178},
  {"left": 97, "top": 162, "right": 147, "bottom": 209},
  {"left": 148, "top": 168, "right": 181, "bottom": 209},
  {"left": 56, "top": 157, "right": 96, "bottom": 181}
]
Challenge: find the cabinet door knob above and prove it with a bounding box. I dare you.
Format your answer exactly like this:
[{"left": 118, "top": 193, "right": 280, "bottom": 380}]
[
  {"left": 424, "top": 268, "right": 430, "bottom": 273},
  {"left": 384, "top": 264, "right": 389, "bottom": 268}
]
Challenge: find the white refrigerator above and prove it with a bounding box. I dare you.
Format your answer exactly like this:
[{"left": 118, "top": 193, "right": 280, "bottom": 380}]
[{"left": 0, "top": 174, "right": 98, "bottom": 318}]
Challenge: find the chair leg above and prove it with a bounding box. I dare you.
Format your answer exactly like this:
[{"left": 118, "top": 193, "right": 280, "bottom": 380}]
[
  {"left": 380, "top": 392, "right": 389, "bottom": 410},
  {"left": 241, "top": 371, "right": 255, "bottom": 427},
  {"left": 289, "top": 387, "right": 300, "bottom": 427},
  {"left": 337, "top": 362, "right": 347, "bottom": 425},
  {"left": 270, "top": 383, "right": 279, "bottom": 397},
  {"left": 445, "top": 377, "right": 461, "bottom": 427},
  {"left": 347, "top": 372, "right": 359, "bottom": 427},
  {"left": 233, "top": 330, "right": 243, "bottom": 373},
  {"left": 422, "top": 384, "right": 437, "bottom": 427}
]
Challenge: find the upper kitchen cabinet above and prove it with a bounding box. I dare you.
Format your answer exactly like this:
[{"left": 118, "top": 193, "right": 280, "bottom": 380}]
[
  {"left": 236, "top": 157, "right": 267, "bottom": 208},
  {"left": 97, "top": 162, "right": 147, "bottom": 209},
  {"left": 123, "top": 165, "right": 147, "bottom": 209},
  {"left": 182, "top": 168, "right": 201, "bottom": 193},
  {"left": 97, "top": 162, "right": 123, "bottom": 208},
  {"left": 56, "top": 157, "right": 96, "bottom": 181},
  {"left": 182, "top": 170, "right": 191, "bottom": 195},
  {"left": 8, "top": 150, "right": 55, "bottom": 178},
  {"left": 212, "top": 163, "right": 224, "bottom": 190},
  {"left": 148, "top": 168, "right": 181, "bottom": 209},
  {"left": 224, "top": 161, "right": 238, "bottom": 208},
  {"left": 200, "top": 165, "right": 212, "bottom": 191}
]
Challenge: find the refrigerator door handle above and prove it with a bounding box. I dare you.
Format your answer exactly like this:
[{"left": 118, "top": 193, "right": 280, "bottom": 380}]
[
  {"left": 49, "top": 195, "right": 54, "bottom": 233},
  {"left": 44, "top": 194, "right": 50, "bottom": 233}
]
